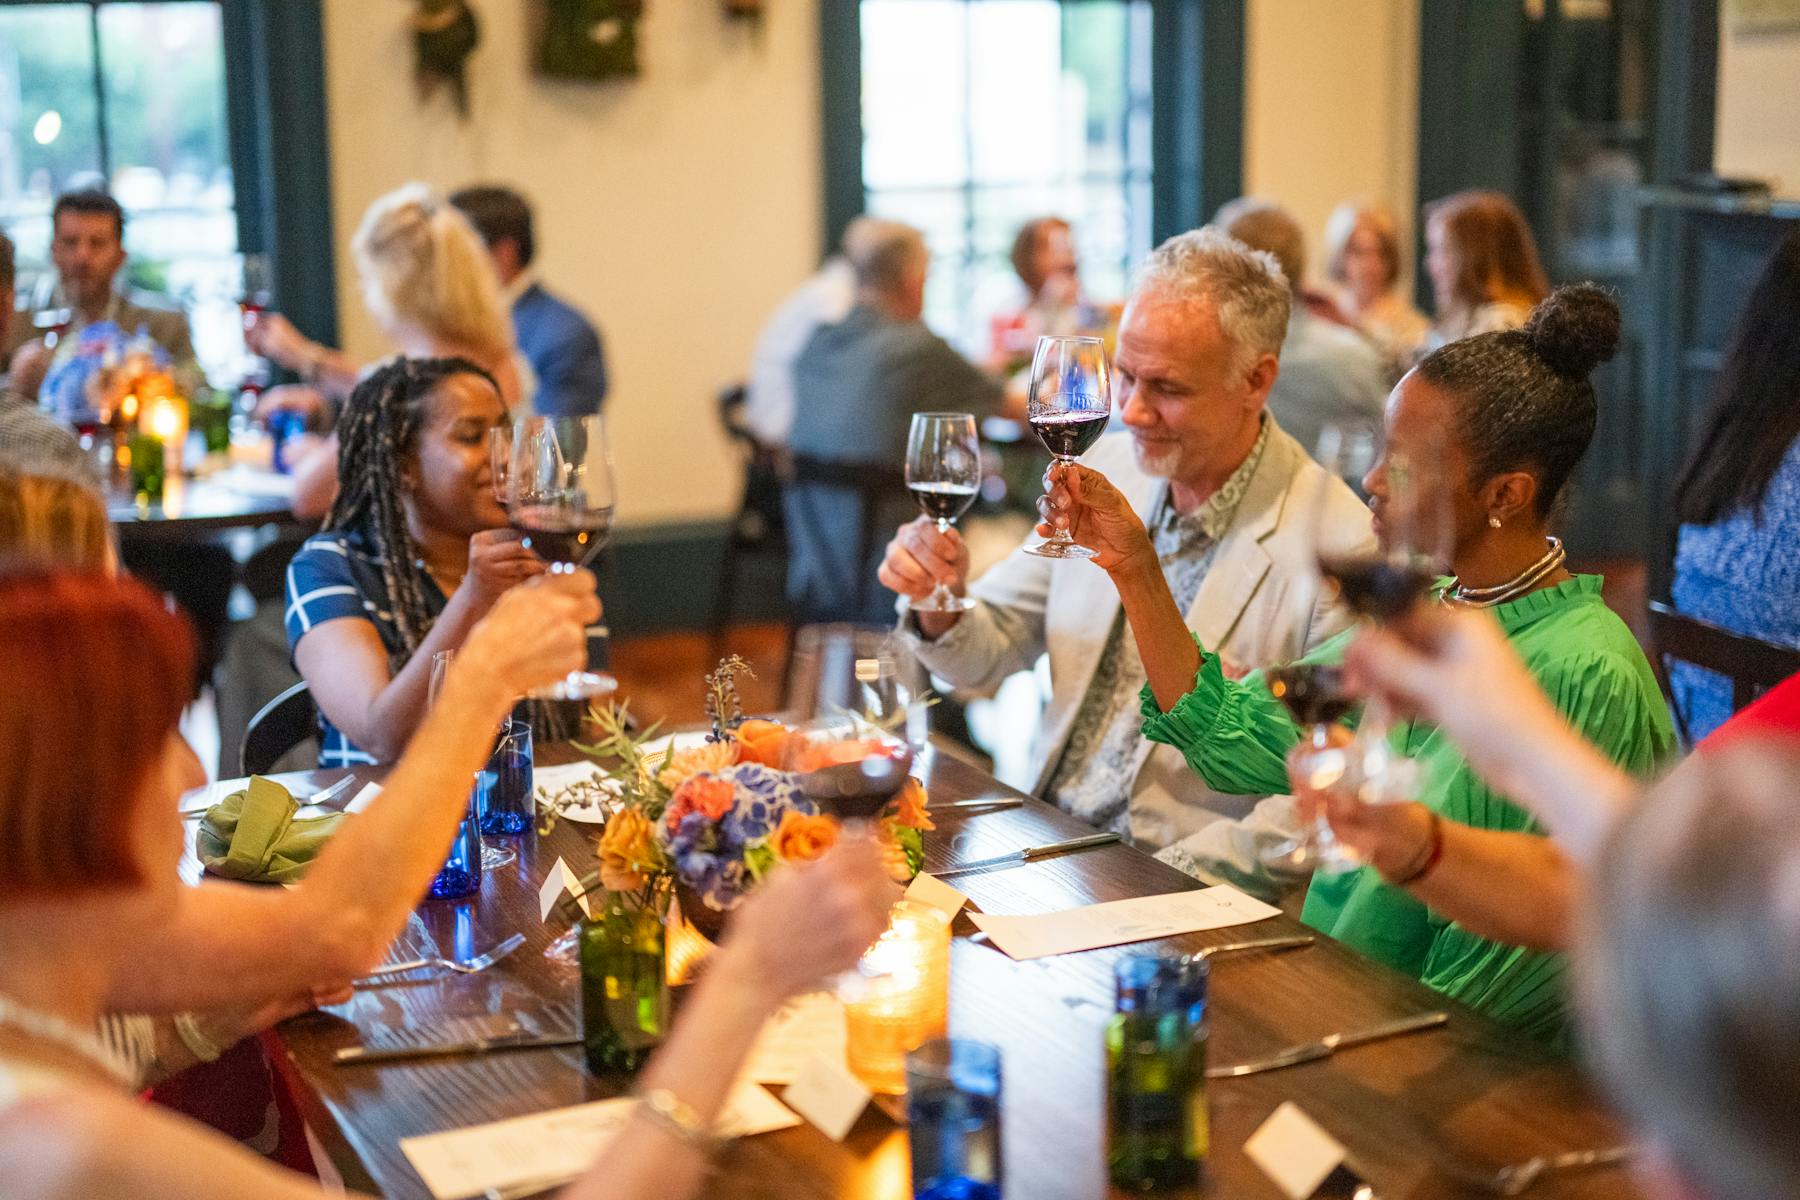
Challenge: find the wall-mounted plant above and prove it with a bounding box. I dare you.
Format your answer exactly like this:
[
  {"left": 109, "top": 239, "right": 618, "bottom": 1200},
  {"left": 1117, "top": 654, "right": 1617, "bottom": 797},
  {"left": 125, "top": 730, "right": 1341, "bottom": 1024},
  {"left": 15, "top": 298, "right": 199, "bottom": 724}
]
[
  {"left": 536, "top": 0, "right": 644, "bottom": 81},
  {"left": 412, "top": 0, "right": 481, "bottom": 116}
]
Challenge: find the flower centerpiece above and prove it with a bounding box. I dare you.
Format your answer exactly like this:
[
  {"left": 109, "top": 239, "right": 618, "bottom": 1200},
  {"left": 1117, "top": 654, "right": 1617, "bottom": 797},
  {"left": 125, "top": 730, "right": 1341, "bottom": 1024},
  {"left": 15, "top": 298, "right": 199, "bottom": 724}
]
[{"left": 564, "top": 657, "right": 933, "bottom": 940}]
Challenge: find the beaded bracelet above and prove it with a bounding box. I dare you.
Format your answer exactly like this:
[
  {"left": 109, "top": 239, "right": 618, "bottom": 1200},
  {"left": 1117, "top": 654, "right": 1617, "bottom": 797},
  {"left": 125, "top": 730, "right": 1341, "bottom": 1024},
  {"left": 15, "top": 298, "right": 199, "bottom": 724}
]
[{"left": 635, "top": 1088, "right": 720, "bottom": 1156}]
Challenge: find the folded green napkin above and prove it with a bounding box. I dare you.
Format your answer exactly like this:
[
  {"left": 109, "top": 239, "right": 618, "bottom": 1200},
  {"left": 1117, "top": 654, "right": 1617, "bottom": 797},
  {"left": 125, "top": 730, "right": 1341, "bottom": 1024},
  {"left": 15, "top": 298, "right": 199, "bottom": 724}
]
[{"left": 198, "top": 776, "right": 345, "bottom": 883}]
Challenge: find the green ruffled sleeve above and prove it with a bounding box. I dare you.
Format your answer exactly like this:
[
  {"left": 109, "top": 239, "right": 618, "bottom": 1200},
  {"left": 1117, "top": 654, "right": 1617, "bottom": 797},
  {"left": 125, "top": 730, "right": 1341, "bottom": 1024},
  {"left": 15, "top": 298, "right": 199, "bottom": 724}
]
[
  {"left": 1138, "top": 632, "right": 1349, "bottom": 797},
  {"left": 1417, "top": 647, "right": 1676, "bottom": 1044}
]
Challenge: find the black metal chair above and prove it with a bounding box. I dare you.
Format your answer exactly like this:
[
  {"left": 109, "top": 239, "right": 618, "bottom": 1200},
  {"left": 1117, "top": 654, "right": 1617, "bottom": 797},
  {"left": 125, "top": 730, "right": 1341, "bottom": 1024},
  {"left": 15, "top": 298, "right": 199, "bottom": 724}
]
[
  {"left": 710, "top": 383, "right": 791, "bottom": 653},
  {"left": 1646, "top": 600, "right": 1800, "bottom": 745},
  {"left": 238, "top": 681, "right": 319, "bottom": 776},
  {"left": 783, "top": 453, "right": 909, "bottom": 627}
]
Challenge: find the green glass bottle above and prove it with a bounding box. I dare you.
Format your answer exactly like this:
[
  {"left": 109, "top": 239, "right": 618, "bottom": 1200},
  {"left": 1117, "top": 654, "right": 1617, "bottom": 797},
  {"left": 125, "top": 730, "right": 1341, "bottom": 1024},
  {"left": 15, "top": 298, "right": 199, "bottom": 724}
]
[
  {"left": 579, "top": 883, "right": 670, "bottom": 1074},
  {"left": 1106, "top": 955, "right": 1208, "bottom": 1191}
]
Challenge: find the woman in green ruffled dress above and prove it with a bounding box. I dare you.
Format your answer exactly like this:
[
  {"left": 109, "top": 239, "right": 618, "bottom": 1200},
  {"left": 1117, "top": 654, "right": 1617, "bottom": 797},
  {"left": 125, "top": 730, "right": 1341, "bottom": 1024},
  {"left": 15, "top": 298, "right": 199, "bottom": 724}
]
[{"left": 1037, "top": 284, "right": 1673, "bottom": 1043}]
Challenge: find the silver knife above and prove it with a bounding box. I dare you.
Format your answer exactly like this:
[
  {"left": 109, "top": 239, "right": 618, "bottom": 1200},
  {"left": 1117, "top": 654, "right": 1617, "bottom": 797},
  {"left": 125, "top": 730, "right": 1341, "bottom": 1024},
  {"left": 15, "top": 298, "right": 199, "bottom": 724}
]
[
  {"left": 935, "top": 797, "right": 1025, "bottom": 812},
  {"left": 933, "top": 831, "right": 1121, "bottom": 878},
  {"left": 1206, "top": 1010, "right": 1448, "bottom": 1078},
  {"left": 334, "top": 1032, "right": 581, "bottom": 1065}
]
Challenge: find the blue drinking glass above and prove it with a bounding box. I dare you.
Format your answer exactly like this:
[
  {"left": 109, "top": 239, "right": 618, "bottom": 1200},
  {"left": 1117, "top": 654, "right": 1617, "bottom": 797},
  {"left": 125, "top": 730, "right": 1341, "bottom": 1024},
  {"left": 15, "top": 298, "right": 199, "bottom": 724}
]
[
  {"left": 428, "top": 801, "right": 483, "bottom": 900},
  {"left": 476, "top": 717, "right": 534, "bottom": 836},
  {"left": 906, "top": 1038, "right": 1003, "bottom": 1200}
]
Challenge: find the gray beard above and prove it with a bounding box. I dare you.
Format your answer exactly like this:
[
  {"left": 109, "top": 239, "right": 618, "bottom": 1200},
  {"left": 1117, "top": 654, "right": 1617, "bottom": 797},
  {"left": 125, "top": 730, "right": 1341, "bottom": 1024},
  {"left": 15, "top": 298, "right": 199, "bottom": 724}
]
[{"left": 1131, "top": 438, "right": 1183, "bottom": 479}]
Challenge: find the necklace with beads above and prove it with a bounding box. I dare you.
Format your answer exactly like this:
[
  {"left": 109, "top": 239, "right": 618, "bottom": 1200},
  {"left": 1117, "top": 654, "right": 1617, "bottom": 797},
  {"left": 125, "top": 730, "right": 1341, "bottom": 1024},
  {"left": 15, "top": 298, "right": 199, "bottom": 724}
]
[
  {"left": 1445, "top": 537, "right": 1567, "bottom": 609},
  {"left": 0, "top": 993, "right": 138, "bottom": 1087}
]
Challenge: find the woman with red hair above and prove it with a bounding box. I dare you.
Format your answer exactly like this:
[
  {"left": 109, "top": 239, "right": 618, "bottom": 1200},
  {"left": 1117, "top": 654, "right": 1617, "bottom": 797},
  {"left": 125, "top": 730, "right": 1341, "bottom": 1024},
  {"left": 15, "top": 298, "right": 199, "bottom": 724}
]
[
  {"left": 0, "top": 569, "right": 898, "bottom": 1200},
  {"left": 1422, "top": 190, "right": 1550, "bottom": 349}
]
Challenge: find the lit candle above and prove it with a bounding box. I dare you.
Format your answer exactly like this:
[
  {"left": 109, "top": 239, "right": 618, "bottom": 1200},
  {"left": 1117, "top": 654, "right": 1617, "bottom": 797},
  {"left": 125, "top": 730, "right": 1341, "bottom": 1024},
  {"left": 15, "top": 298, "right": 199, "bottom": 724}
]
[
  {"left": 842, "top": 900, "right": 951, "bottom": 1095},
  {"left": 144, "top": 395, "right": 188, "bottom": 457}
]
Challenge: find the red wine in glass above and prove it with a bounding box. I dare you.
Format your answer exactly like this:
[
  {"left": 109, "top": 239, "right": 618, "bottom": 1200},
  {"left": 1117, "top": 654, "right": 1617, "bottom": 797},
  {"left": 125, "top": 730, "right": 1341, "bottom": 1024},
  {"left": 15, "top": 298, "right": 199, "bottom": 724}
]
[
  {"left": 1029, "top": 411, "right": 1109, "bottom": 459},
  {"left": 1265, "top": 664, "right": 1353, "bottom": 727},
  {"left": 910, "top": 481, "right": 978, "bottom": 524},
  {"left": 510, "top": 504, "right": 613, "bottom": 568},
  {"left": 1317, "top": 555, "right": 1437, "bottom": 622}
]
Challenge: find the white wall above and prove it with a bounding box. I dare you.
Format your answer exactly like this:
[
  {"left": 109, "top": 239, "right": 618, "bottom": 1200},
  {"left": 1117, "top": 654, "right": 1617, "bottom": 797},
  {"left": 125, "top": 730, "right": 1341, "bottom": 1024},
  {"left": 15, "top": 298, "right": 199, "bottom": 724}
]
[
  {"left": 1714, "top": 20, "right": 1800, "bottom": 197},
  {"left": 322, "top": 0, "right": 824, "bottom": 528},
  {"left": 1243, "top": 0, "right": 1421, "bottom": 293}
]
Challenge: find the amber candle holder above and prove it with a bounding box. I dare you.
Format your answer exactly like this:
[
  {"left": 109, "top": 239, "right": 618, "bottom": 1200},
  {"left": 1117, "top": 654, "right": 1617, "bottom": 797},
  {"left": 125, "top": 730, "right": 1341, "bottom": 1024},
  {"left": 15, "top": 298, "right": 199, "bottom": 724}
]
[{"left": 842, "top": 899, "right": 951, "bottom": 1095}]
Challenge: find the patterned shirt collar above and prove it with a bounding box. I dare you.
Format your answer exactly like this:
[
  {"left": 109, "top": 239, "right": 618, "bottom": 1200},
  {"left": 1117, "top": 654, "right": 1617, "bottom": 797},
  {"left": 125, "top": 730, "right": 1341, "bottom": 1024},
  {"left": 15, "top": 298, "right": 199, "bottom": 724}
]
[{"left": 1151, "top": 415, "right": 1270, "bottom": 547}]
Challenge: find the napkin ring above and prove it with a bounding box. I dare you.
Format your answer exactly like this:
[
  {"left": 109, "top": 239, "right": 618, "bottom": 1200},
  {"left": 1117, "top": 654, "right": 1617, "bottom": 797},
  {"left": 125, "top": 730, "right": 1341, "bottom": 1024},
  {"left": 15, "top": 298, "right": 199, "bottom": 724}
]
[{"left": 635, "top": 1087, "right": 719, "bottom": 1156}]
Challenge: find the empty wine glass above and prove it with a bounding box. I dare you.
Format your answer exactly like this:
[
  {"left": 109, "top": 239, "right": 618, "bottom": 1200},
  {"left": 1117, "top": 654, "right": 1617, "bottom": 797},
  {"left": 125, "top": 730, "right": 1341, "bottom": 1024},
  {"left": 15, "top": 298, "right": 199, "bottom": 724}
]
[
  {"left": 487, "top": 425, "right": 512, "bottom": 507},
  {"left": 505, "top": 416, "right": 618, "bottom": 702},
  {"left": 1024, "top": 335, "right": 1111, "bottom": 560},
  {"left": 905, "top": 412, "right": 981, "bottom": 614},
  {"left": 784, "top": 625, "right": 917, "bottom": 828}
]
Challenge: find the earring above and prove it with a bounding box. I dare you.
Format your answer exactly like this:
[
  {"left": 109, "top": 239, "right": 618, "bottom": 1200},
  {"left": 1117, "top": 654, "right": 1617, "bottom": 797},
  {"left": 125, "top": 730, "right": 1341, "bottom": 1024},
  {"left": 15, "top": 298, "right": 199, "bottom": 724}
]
[{"left": 1488, "top": 516, "right": 1502, "bottom": 529}]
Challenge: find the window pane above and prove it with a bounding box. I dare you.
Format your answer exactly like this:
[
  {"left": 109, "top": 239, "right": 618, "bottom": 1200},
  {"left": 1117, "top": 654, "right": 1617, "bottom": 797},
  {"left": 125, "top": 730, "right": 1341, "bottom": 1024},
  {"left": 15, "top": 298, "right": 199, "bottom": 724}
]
[
  {"left": 861, "top": 0, "right": 1153, "bottom": 344},
  {"left": 98, "top": 2, "right": 240, "bottom": 385},
  {"left": 0, "top": 5, "right": 103, "bottom": 293},
  {"left": 862, "top": 0, "right": 970, "bottom": 190}
]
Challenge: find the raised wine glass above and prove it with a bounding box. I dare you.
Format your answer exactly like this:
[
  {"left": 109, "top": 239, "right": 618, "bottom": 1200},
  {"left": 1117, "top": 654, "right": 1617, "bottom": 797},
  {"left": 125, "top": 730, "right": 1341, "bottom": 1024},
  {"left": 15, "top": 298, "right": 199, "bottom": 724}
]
[
  {"left": 505, "top": 415, "right": 618, "bottom": 702},
  {"left": 1023, "top": 335, "right": 1111, "bottom": 560},
  {"left": 904, "top": 412, "right": 981, "bottom": 614}
]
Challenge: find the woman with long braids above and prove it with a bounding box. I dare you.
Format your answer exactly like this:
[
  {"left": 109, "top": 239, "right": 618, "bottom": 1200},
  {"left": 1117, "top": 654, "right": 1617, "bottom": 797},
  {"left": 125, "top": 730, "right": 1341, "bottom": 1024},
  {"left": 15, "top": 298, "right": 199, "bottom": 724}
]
[
  {"left": 285, "top": 355, "right": 556, "bottom": 766},
  {"left": 1035, "top": 284, "right": 1674, "bottom": 1042}
]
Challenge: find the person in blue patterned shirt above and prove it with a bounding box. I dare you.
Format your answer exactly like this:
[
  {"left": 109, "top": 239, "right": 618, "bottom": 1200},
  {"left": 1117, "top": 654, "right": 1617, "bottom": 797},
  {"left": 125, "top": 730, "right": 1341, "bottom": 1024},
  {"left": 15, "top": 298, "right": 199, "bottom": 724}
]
[
  {"left": 285, "top": 356, "right": 574, "bottom": 767},
  {"left": 1671, "top": 230, "right": 1800, "bottom": 741}
]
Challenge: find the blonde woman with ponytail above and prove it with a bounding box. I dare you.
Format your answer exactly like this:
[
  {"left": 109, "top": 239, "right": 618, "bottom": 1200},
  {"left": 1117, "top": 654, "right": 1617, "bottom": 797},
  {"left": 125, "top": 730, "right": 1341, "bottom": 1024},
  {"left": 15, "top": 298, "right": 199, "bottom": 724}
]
[{"left": 245, "top": 183, "right": 526, "bottom": 517}]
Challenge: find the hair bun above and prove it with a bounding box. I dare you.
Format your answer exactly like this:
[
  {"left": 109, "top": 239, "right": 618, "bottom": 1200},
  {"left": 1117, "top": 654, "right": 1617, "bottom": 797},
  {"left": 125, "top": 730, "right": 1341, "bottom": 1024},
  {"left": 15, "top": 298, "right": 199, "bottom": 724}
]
[{"left": 1523, "top": 282, "right": 1621, "bottom": 377}]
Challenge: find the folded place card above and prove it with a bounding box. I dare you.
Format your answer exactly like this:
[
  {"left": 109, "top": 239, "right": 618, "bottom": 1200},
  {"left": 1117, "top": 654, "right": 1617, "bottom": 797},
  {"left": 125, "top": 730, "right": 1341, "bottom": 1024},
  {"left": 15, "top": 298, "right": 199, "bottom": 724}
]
[
  {"left": 742, "top": 992, "right": 848, "bottom": 1086},
  {"left": 904, "top": 872, "right": 970, "bottom": 918},
  {"left": 965, "top": 884, "right": 1280, "bottom": 960},
  {"left": 781, "top": 1050, "right": 873, "bottom": 1142},
  {"left": 1243, "top": 1101, "right": 1348, "bottom": 1200},
  {"left": 400, "top": 1081, "right": 799, "bottom": 1199},
  {"left": 343, "top": 781, "right": 383, "bottom": 815},
  {"left": 537, "top": 856, "right": 593, "bottom": 922}
]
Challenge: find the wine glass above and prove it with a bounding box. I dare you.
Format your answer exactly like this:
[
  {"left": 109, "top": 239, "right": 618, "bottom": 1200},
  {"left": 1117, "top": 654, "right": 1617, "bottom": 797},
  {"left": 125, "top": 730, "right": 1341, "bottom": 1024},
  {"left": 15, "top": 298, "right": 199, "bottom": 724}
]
[
  {"left": 487, "top": 425, "right": 512, "bottom": 507},
  {"left": 904, "top": 412, "right": 981, "bottom": 614},
  {"left": 505, "top": 415, "right": 618, "bottom": 701},
  {"left": 1023, "top": 335, "right": 1111, "bottom": 560},
  {"left": 784, "top": 625, "right": 917, "bottom": 827}
]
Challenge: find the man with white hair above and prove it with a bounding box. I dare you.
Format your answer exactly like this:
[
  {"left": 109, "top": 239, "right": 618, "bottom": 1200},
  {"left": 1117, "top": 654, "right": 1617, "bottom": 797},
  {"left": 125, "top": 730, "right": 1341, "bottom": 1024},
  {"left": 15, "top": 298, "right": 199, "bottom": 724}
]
[
  {"left": 879, "top": 227, "right": 1376, "bottom": 895},
  {"left": 787, "top": 219, "right": 1003, "bottom": 624}
]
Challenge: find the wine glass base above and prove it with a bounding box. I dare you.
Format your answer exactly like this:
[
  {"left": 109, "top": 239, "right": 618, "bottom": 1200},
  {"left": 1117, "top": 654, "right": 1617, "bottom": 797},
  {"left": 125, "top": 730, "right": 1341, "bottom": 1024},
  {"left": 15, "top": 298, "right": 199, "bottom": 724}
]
[
  {"left": 480, "top": 842, "right": 517, "bottom": 871},
  {"left": 527, "top": 671, "right": 620, "bottom": 703},
  {"left": 1023, "top": 540, "right": 1098, "bottom": 560},
  {"left": 909, "top": 594, "right": 978, "bottom": 614}
]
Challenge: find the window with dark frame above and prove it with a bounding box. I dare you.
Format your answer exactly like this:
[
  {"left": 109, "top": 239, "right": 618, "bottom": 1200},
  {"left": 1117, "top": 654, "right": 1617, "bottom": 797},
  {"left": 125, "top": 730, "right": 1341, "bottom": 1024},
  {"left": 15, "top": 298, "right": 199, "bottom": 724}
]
[
  {"left": 858, "top": 0, "right": 1155, "bottom": 353},
  {"left": 0, "top": 0, "right": 245, "bottom": 383}
]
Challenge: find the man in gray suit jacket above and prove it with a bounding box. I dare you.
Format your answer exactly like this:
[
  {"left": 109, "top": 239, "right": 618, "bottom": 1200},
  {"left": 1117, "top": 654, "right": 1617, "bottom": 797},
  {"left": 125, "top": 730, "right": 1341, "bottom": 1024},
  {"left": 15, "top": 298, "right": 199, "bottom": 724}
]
[
  {"left": 3, "top": 189, "right": 200, "bottom": 397},
  {"left": 880, "top": 228, "right": 1377, "bottom": 898}
]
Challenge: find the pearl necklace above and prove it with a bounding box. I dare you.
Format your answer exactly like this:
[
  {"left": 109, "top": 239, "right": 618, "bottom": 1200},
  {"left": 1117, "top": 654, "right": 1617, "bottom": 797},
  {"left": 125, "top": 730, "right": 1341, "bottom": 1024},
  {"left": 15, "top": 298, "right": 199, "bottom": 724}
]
[
  {"left": 1446, "top": 537, "right": 1567, "bottom": 609},
  {"left": 0, "top": 994, "right": 138, "bottom": 1088}
]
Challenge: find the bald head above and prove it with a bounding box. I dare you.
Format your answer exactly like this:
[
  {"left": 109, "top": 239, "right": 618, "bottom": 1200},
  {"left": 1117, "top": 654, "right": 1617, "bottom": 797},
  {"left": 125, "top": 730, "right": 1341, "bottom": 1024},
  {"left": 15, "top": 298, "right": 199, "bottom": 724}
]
[{"left": 1214, "top": 198, "right": 1306, "bottom": 295}]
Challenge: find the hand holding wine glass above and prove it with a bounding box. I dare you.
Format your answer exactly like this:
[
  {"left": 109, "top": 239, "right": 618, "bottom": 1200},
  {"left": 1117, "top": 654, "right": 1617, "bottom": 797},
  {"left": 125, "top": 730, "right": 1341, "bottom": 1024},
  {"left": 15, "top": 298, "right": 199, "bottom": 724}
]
[
  {"left": 1024, "top": 335, "right": 1111, "bottom": 560},
  {"left": 903, "top": 412, "right": 981, "bottom": 614},
  {"left": 1032, "top": 461, "right": 1154, "bottom": 574},
  {"left": 504, "top": 415, "right": 618, "bottom": 701}
]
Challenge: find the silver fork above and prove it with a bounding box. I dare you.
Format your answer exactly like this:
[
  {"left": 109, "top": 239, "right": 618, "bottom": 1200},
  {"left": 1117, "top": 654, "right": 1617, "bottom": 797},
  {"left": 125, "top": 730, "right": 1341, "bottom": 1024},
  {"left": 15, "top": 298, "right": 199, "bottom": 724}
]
[
  {"left": 1482, "top": 1146, "right": 1635, "bottom": 1196},
  {"left": 356, "top": 933, "right": 527, "bottom": 984}
]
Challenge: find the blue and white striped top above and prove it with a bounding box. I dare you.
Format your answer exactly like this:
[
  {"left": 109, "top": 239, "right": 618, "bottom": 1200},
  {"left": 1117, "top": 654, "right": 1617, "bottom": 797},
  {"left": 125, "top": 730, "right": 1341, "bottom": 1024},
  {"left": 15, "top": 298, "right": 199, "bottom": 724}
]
[{"left": 284, "top": 524, "right": 448, "bottom": 768}]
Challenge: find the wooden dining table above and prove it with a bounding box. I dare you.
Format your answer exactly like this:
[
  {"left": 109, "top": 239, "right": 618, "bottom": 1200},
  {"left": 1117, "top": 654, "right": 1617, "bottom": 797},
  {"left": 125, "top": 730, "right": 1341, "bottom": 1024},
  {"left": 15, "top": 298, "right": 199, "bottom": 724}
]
[
  {"left": 189, "top": 746, "right": 1642, "bottom": 1200},
  {"left": 108, "top": 467, "right": 298, "bottom": 547}
]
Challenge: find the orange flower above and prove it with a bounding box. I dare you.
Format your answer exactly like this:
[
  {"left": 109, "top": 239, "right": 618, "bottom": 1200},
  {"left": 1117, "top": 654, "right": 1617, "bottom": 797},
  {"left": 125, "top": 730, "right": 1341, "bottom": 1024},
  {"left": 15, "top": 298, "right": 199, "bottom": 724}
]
[
  {"left": 656, "top": 739, "right": 738, "bottom": 791},
  {"left": 770, "top": 810, "right": 839, "bottom": 863},
  {"left": 666, "top": 775, "right": 736, "bottom": 831},
  {"left": 733, "top": 719, "right": 794, "bottom": 768},
  {"left": 598, "top": 807, "right": 656, "bottom": 892},
  {"left": 894, "top": 777, "right": 934, "bottom": 831}
]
